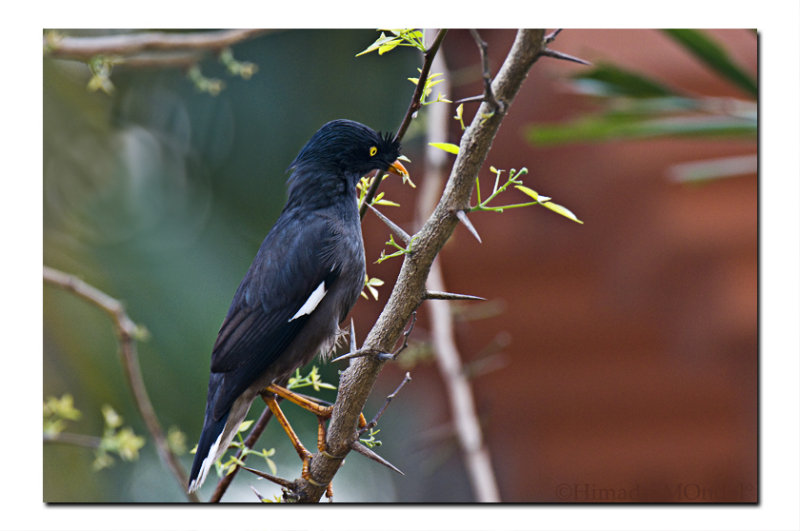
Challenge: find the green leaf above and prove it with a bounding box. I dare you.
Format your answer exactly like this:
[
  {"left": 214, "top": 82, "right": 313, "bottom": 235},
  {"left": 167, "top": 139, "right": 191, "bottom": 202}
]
[
  {"left": 514, "top": 185, "right": 540, "bottom": 202},
  {"left": 527, "top": 114, "right": 756, "bottom": 145},
  {"left": 238, "top": 420, "right": 254, "bottom": 433},
  {"left": 662, "top": 29, "right": 757, "bottom": 98},
  {"left": 542, "top": 201, "right": 583, "bottom": 224},
  {"left": 428, "top": 142, "right": 460, "bottom": 154},
  {"left": 572, "top": 63, "right": 678, "bottom": 98},
  {"left": 667, "top": 154, "right": 757, "bottom": 183},
  {"left": 378, "top": 41, "right": 402, "bottom": 55},
  {"left": 356, "top": 32, "right": 400, "bottom": 56}
]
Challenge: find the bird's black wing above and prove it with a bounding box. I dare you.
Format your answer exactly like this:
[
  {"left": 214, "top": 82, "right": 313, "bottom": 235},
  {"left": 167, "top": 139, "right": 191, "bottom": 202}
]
[{"left": 207, "top": 211, "right": 338, "bottom": 419}]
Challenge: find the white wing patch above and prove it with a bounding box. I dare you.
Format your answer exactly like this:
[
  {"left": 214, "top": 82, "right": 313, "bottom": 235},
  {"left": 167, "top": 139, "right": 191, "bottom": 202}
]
[{"left": 289, "top": 281, "right": 327, "bottom": 322}]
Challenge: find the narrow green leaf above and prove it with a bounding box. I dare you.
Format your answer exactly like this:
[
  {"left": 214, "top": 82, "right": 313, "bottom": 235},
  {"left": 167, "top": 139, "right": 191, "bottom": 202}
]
[
  {"left": 514, "top": 185, "right": 540, "bottom": 202},
  {"left": 663, "top": 29, "right": 757, "bottom": 98},
  {"left": 428, "top": 142, "right": 460, "bottom": 154},
  {"left": 542, "top": 201, "right": 583, "bottom": 224},
  {"left": 573, "top": 63, "right": 677, "bottom": 98},
  {"left": 356, "top": 32, "right": 398, "bottom": 56},
  {"left": 527, "top": 114, "right": 756, "bottom": 145},
  {"left": 378, "top": 41, "right": 402, "bottom": 55}
]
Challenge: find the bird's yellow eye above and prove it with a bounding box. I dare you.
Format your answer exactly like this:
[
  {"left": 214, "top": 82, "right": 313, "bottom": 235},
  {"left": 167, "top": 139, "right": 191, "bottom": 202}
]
[{"left": 369, "top": 146, "right": 378, "bottom": 157}]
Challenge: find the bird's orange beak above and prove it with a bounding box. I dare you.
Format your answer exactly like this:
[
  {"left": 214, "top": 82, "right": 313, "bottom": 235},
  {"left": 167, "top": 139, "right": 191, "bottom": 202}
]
[{"left": 387, "top": 159, "right": 409, "bottom": 179}]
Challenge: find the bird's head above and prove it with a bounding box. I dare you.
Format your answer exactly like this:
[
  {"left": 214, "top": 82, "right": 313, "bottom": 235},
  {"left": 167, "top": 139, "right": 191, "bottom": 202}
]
[{"left": 288, "top": 119, "right": 408, "bottom": 187}]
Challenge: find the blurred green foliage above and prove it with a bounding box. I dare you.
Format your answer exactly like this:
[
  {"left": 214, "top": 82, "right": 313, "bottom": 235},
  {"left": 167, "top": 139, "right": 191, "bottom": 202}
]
[
  {"left": 43, "top": 29, "right": 416, "bottom": 502},
  {"left": 526, "top": 30, "right": 756, "bottom": 183}
]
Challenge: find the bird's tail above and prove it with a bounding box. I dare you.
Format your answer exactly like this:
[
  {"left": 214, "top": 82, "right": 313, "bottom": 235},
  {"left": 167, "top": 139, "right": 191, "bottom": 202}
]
[{"left": 187, "top": 409, "right": 229, "bottom": 494}]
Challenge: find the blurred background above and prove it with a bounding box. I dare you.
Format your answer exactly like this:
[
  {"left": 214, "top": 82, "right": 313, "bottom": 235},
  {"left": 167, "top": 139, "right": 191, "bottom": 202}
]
[{"left": 43, "top": 29, "right": 757, "bottom": 502}]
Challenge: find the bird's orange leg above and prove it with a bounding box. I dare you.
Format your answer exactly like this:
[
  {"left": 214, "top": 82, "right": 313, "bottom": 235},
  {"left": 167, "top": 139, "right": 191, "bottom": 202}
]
[
  {"left": 265, "top": 383, "right": 333, "bottom": 418},
  {"left": 260, "top": 384, "right": 367, "bottom": 499},
  {"left": 261, "top": 393, "right": 313, "bottom": 468}
]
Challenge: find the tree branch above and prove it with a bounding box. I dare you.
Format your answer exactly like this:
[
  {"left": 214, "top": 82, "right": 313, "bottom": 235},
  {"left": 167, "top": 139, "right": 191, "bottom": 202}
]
[
  {"left": 44, "top": 29, "right": 270, "bottom": 61},
  {"left": 44, "top": 431, "right": 102, "bottom": 450},
  {"left": 291, "top": 29, "right": 548, "bottom": 502},
  {"left": 43, "top": 266, "right": 199, "bottom": 503}
]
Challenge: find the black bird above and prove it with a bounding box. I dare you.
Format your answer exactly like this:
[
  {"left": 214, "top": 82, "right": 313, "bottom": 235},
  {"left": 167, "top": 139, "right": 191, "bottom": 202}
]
[{"left": 187, "top": 119, "right": 407, "bottom": 493}]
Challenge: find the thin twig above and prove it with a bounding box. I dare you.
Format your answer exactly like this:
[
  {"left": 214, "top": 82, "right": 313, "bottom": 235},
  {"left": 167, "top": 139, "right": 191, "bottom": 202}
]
[
  {"left": 45, "top": 29, "right": 270, "bottom": 61},
  {"left": 43, "top": 266, "right": 199, "bottom": 503},
  {"left": 469, "top": 30, "right": 504, "bottom": 113},
  {"left": 43, "top": 432, "right": 102, "bottom": 449},
  {"left": 359, "top": 372, "right": 412, "bottom": 436},
  {"left": 359, "top": 29, "right": 448, "bottom": 219}
]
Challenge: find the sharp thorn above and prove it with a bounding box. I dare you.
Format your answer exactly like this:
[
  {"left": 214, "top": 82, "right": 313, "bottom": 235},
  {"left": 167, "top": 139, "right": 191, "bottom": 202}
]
[
  {"left": 350, "top": 441, "right": 405, "bottom": 475},
  {"left": 331, "top": 348, "right": 386, "bottom": 364},
  {"left": 454, "top": 94, "right": 485, "bottom": 104},
  {"left": 455, "top": 209, "right": 482, "bottom": 243},
  {"left": 540, "top": 48, "right": 591, "bottom": 66},
  {"left": 331, "top": 350, "right": 360, "bottom": 363},
  {"left": 250, "top": 485, "right": 267, "bottom": 502},
  {"left": 366, "top": 203, "right": 410, "bottom": 245},
  {"left": 424, "top": 290, "right": 486, "bottom": 301},
  {"left": 544, "top": 29, "right": 563, "bottom": 43},
  {"left": 349, "top": 318, "right": 357, "bottom": 353},
  {"left": 240, "top": 465, "right": 295, "bottom": 489}
]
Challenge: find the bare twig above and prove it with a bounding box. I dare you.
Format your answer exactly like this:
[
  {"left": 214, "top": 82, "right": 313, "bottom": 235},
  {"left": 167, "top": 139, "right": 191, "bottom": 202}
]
[
  {"left": 43, "top": 266, "right": 199, "bottom": 503},
  {"left": 359, "top": 372, "right": 412, "bottom": 436},
  {"left": 43, "top": 431, "right": 102, "bottom": 449},
  {"left": 44, "top": 29, "right": 270, "bottom": 61},
  {"left": 469, "top": 29, "right": 504, "bottom": 113},
  {"left": 359, "top": 29, "right": 449, "bottom": 219},
  {"left": 291, "top": 29, "right": 547, "bottom": 503}
]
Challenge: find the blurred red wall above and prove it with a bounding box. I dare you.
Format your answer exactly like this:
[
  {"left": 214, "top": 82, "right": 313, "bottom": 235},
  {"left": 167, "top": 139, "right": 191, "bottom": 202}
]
[{"left": 357, "top": 29, "right": 757, "bottom": 502}]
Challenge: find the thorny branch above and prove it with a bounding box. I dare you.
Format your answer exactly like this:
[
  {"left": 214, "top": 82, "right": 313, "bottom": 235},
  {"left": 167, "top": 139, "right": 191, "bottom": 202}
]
[
  {"left": 42, "top": 266, "right": 200, "bottom": 503},
  {"left": 288, "top": 29, "right": 549, "bottom": 503}
]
